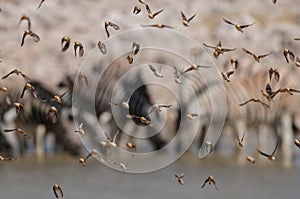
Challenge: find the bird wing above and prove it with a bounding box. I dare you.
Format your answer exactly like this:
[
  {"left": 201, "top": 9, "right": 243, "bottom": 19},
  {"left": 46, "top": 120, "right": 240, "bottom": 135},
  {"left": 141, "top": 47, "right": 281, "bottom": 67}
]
[
  {"left": 149, "top": 64, "right": 157, "bottom": 73},
  {"left": 30, "top": 31, "right": 40, "bottom": 42},
  {"left": 256, "top": 148, "right": 270, "bottom": 158},
  {"left": 180, "top": 11, "right": 187, "bottom": 21},
  {"left": 3, "top": 129, "right": 16, "bottom": 133},
  {"left": 20, "top": 85, "right": 27, "bottom": 99},
  {"left": 112, "top": 130, "right": 120, "bottom": 143},
  {"left": 152, "top": 9, "right": 164, "bottom": 18},
  {"left": 222, "top": 47, "right": 236, "bottom": 52},
  {"left": 203, "top": 43, "right": 215, "bottom": 49},
  {"left": 226, "top": 70, "right": 234, "bottom": 78},
  {"left": 283, "top": 51, "right": 289, "bottom": 63},
  {"left": 242, "top": 48, "right": 254, "bottom": 56},
  {"left": 1, "top": 70, "right": 15, "bottom": 79},
  {"left": 110, "top": 22, "right": 120, "bottom": 30},
  {"left": 239, "top": 98, "right": 253, "bottom": 106},
  {"left": 20, "top": 31, "right": 28, "bottom": 47},
  {"left": 223, "top": 17, "right": 235, "bottom": 26},
  {"left": 240, "top": 22, "right": 255, "bottom": 28},
  {"left": 105, "top": 24, "right": 110, "bottom": 38},
  {"left": 258, "top": 52, "right": 272, "bottom": 59},
  {"left": 259, "top": 101, "right": 270, "bottom": 108},
  {"left": 201, "top": 179, "right": 209, "bottom": 188},
  {"left": 271, "top": 141, "right": 279, "bottom": 156},
  {"left": 188, "top": 14, "right": 196, "bottom": 22},
  {"left": 145, "top": 3, "right": 152, "bottom": 14}
]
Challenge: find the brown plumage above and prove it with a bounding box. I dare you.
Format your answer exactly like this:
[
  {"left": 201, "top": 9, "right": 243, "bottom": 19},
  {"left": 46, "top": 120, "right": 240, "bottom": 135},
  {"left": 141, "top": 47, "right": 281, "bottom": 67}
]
[
  {"left": 127, "top": 54, "right": 133, "bottom": 64},
  {"left": 279, "top": 87, "right": 300, "bottom": 95},
  {"left": 223, "top": 17, "right": 255, "bottom": 33},
  {"left": 74, "top": 41, "right": 84, "bottom": 57},
  {"left": 203, "top": 41, "right": 236, "bottom": 59},
  {"left": 145, "top": 3, "right": 164, "bottom": 19},
  {"left": 97, "top": 41, "right": 107, "bottom": 55},
  {"left": 239, "top": 97, "right": 270, "bottom": 108},
  {"left": 268, "top": 67, "right": 280, "bottom": 82},
  {"left": 141, "top": 24, "right": 174, "bottom": 29},
  {"left": 283, "top": 49, "right": 295, "bottom": 64},
  {"left": 246, "top": 155, "right": 255, "bottom": 164},
  {"left": 180, "top": 11, "right": 196, "bottom": 27},
  {"left": 174, "top": 174, "right": 184, "bottom": 185},
  {"left": 257, "top": 141, "right": 278, "bottom": 161},
  {"left": 132, "top": 41, "right": 140, "bottom": 55},
  {"left": 20, "top": 83, "right": 38, "bottom": 99},
  {"left": 294, "top": 139, "right": 300, "bottom": 148},
  {"left": 221, "top": 71, "right": 234, "bottom": 82},
  {"left": 133, "top": 5, "right": 141, "bottom": 15},
  {"left": 1, "top": 68, "right": 30, "bottom": 81},
  {"left": 47, "top": 106, "right": 58, "bottom": 123},
  {"left": 182, "top": 64, "right": 210, "bottom": 74},
  {"left": 201, "top": 176, "right": 218, "bottom": 191},
  {"left": 61, "top": 36, "right": 70, "bottom": 52},
  {"left": 104, "top": 21, "right": 120, "bottom": 38},
  {"left": 21, "top": 30, "right": 40, "bottom": 47},
  {"left": 242, "top": 48, "right": 272, "bottom": 62},
  {"left": 4, "top": 128, "right": 32, "bottom": 139},
  {"left": 13, "top": 102, "right": 24, "bottom": 115}
]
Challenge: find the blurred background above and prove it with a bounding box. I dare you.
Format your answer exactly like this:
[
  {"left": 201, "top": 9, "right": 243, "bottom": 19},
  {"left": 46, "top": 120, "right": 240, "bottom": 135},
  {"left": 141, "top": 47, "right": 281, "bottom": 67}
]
[{"left": 0, "top": 0, "right": 300, "bottom": 198}]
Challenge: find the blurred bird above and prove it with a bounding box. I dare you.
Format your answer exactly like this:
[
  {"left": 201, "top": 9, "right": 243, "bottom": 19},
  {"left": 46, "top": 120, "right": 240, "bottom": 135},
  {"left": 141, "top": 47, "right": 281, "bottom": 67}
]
[
  {"left": 47, "top": 106, "right": 58, "bottom": 123},
  {"left": 186, "top": 113, "right": 199, "bottom": 120},
  {"left": 294, "top": 139, "right": 300, "bottom": 148},
  {"left": 283, "top": 49, "right": 295, "bottom": 64},
  {"left": 75, "top": 123, "right": 85, "bottom": 135},
  {"left": 104, "top": 21, "right": 120, "bottom": 38},
  {"left": 242, "top": 48, "right": 272, "bottom": 62},
  {"left": 230, "top": 58, "right": 239, "bottom": 70},
  {"left": 203, "top": 41, "right": 236, "bottom": 59},
  {"left": 127, "top": 54, "right": 133, "bottom": 64},
  {"left": 268, "top": 67, "right": 280, "bottom": 82},
  {"left": 239, "top": 98, "right": 270, "bottom": 108},
  {"left": 145, "top": 3, "right": 164, "bottom": 19},
  {"left": 128, "top": 114, "right": 152, "bottom": 126},
  {"left": 126, "top": 142, "right": 137, "bottom": 151},
  {"left": 61, "top": 36, "right": 70, "bottom": 52},
  {"left": 1, "top": 68, "right": 30, "bottom": 81},
  {"left": 149, "top": 64, "right": 163, "bottom": 78},
  {"left": 104, "top": 130, "right": 119, "bottom": 148},
  {"left": 173, "top": 66, "right": 182, "bottom": 84},
  {"left": 223, "top": 17, "right": 255, "bottom": 33},
  {"left": 201, "top": 176, "right": 218, "bottom": 191},
  {"left": 294, "top": 57, "right": 300, "bottom": 67},
  {"left": 4, "top": 128, "right": 32, "bottom": 139},
  {"left": 182, "top": 64, "right": 210, "bottom": 74},
  {"left": 272, "top": 0, "right": 277, "bottom": 4},
  {"left": 52, "top": 184, "right": 63, "bottom": 199},
  {"left": 257, "top": 141, "right": 278, "bottom": 161},
  {"left": 133, "top": 5, "right": 141, "bottom": 15},
  {"left": 237, "top": 131, "right": 246, "bottom": 148},
  {"left": 79, "top": 149, "right": 100, "bottom": 166},
  {"left": 0, "top": 156, "right": 16, "bottom": 161},
  {"left": 180, "top": 11, "right": 196, "bottom": 27},
  {"left": 21, "top": 30, "right": 40, "bottom": 47},
  {"left": 13, "top": 102, "right": 24, "bottom": 115},
  {"left": 0, "top": 86, "right": 12, "bottom": 105},
  {"left": 74, "top": 41, "right": 84, "bottom": 57},
  {"left": 37, "top": 0, "right": 46, "bottom": 9},
  {"left": 141, "top": 24, "right": 174, "bottom": 29},
  {"left": 19, "top": 15, "right": 31, "bottom": 30},
  {"left": 20, "top": 83, "right": 38, "bottom": 99},
  {"left": 246, "top": 155, "right": 255, "bottom": 164},
  {"left": 78, "top": 72, "right": 88, "bottom": 86},
  {"left": 205, "top": 141, "right": 213, "bottom": 153},
  {"left": 132, "top": 41, "right": 140, "bottom": 55},
  {"left": 97, "top": 41, "right": 107, "bottom": 55},
  {"left": 221, "top": 71, "right": 234, "bottom": 82},
  {"left": 279, "top": 87, "right": 300, "bottom": 95},
  {"left": 174, "top": 173, "right": 184, "bottom": 185},
  {"left": 148, "top": 104, "right": 172, "bottom": 114}
]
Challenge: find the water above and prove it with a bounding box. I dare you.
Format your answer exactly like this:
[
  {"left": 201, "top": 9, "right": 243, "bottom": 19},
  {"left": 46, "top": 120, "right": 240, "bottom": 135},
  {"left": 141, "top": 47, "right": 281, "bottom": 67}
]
[{"left": 0, "top": 153, "right": 299, "bottom": 199}]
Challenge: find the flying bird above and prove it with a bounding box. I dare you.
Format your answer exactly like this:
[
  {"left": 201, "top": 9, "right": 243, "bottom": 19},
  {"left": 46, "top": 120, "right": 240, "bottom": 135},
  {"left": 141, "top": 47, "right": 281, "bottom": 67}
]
[
  {"left": 223, "top": 17, "right": 255, "bottom": 33},
  {"left": 37, "top": 0, "right": 46, "bottom": 9},
  {"left": 174, "top": 173, "right": 184, "bottom": 185},
  {"left": 257, "top": 141, "right": 278, "bottom": 161},
  {"left": 74, "top": 41, "right": 84, "bottom": 57},
  {"left": 61, "top": 36, "right": 70, "bottom": 52},
  {"left": 52, "top": 184, "right": 63, "bottom": 199},
  {"left": 149, "top": 64, "right": 163, "bottom": 78},
  {"left": 246, "top": 155, "right": 255, "bottom": 164},
  {"left": 19, "top": 15, "right": 31, "bottom": 30},
  {"left": 239, "top": 98, "right": 270, "bottom": 108},
  {"left": 97, "top": 41, "right": 107, "bottom": 55},
  {"left": 201, "top": 176, "right": 218, "bottom": 191},
  {"left": 4, "top": 128, "right": 31, "bottom": 139},
  {"left": 141, "top": 24, "right": 174, "bottom": 29},
  {"left": 21, "top": 30, "right": 40, "bottom": 47},
  {"left": 182, "top": 64, "right": 210, "bottom": 74},
  {"left": 237, "top": 131, "right": 246, "bottom": 148},
  {"left": 268, "top": 67, "right": 280, "bottom": 82},
  {"left": 1, "top": 68, "right": 30, "bottom": 81},
  {"left": 180, "top": 11, "right": 196, "bottom": 26},
  {"left": 221, "top": 71, "right": 234, "bottom": 82},
  {"left": 283, "top": 49, "right": 295, "bottom": 64},
  {"left": 132, "top": 41, "right": 140, "bottom": 55},
  {"left": 145, "top": 4, "right": 164, "bottom": 19},
  {"left": 0, "top": 86, "right": 12, "bottom": 105},
  {"left": 13, "top": 102, "right": 24, "bottom": 115},
  {"left": 133, "top": 5, "right": 141, "bottom": 15},
  {"left": 242, "top": 48, "right": 272, "bottom": 62},
  {"left": 104, "top": 21, "right": 120, "bottom": 38},
  {"left": 75, "top": 123, "right": 85, "bottom": 135},
  {"left": 203, "top": 41, "right": 236, "bottom": 59},
  {"left": 104, "top": 130, "right": 120, "bottom": 148},
  {"left": 20, "top": 83, "right": 38, "bottom": 99}
]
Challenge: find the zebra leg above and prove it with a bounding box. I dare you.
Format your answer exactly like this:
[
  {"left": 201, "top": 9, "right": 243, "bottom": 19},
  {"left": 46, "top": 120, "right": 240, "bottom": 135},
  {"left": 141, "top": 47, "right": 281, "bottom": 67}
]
[
  {"left": 280, "top": 112, "right": 293, "bottom": 168},
  {"left": 35, "top": 124, "right": 46, "bottom": 160}
]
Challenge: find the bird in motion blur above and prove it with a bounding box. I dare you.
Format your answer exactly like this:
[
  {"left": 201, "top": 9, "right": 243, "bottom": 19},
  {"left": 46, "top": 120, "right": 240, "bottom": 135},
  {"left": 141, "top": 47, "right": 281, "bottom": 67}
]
[
  {"left": 20, "top": 30, "right": 40, "bottom": 47},
  {"left": 180, "top": 11, "right": 196, "bottom": 26},
  {"left": 174, "top": 173, "right": 184, "bottom": 185},
  {"left": 203, "top": 41, "right": 236, "bottom": 59},
  {"left": 201, "top": 176, "right": 218, "bottom": 191},
  {"left": 104, "top": 21, "right": 120, "bottom": 38},
  {"left": 242, "top": 48, "right": 272, "bottom": 62},
  {"left": 257, "top": 141, "right": 278, "bottom": 161},
  {"left": 239, "top": 97, "right": 270, "bottom": 108},
  {"left": 1, "top": 68, "right": 30, "bottom": 81},
  {"left": 283, "top": 49, "right": 295, "bottom": 64},
  {"left": 223, "top": 17, "right": 255, "bottom": 33},
  {"left": 52, "top": 184, "right": 63, "bottom": 199}
]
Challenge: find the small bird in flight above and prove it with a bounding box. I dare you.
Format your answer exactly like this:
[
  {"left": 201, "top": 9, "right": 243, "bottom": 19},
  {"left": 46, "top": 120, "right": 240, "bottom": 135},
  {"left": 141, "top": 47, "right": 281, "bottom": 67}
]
[
  {"left": 283, "top": 49, "right": 295, "bottom": 64},
  {"left": 237, "top": 131, "right": 246, "bottom": 148},
  {"left": 141, "top": 24, "right": 174, "bottom": 29},
  {"left": 97, "top": 41, "right": 107, "bottom": 55},
  {"left": 203, "top": 41, "right": 236, "bottom": 59},
  {"left": 223, "top": 17, "right": 255, "bottom": 33},
  {"left": 37, "top": 0, "right": 46, "bottom": 9},
  {"left": 20, "top": 30, "right": 40, "bottom": 47},
  {"left": 61, "top": 36, "right": 70, "bottom": 52},
  {"left": 239, "top": 98, "right": 270, "bottom": 108},
  {"left": 145, "top": 3, "right": 164, "bottom": 19},
  {"left": 242, "top": 48, "right": 272, "bottom": 62},
  {"left": 4, "top": 128, "right": 32, "bottom": 139},
  {"left": 268, "top": 67, "right": 280, "bottom": 82},
  {"left": 201, "top": 176, "right": 218, "bottom": 191},
  {"left": 180, "top": 11, "right": 196, "bottom": 27},
  {"left": 74, "top": 41, "right": 84, "bottom": 57},
  {"left": 133, "top": 5, "right": 141, "bottom": 15},
  {"left": 20, "top": 83, "right": 38, "bottom": 99},
  {"left": 52, "top": 184, "right": 63, "bottom": 199},
  {"left": 104, "top": 21, "right": 120, "bottom": 38},
  {"left": 257, "top": 141, "right": 278, "bottom": 161},
  {"left": 1, "top": 68, "right": 30, "bottom": 81},
  {"left": 174, "top": 173, "right": 185, "bottom": 185},
  {"left": 149, "top": 64, "right": 163, "bottom": 78},
  {"left": 221, "top": 71, "right": 234, "bottom": 82},
  {"left": 182, "top": 64, "right": 210, "bottom": 74}
]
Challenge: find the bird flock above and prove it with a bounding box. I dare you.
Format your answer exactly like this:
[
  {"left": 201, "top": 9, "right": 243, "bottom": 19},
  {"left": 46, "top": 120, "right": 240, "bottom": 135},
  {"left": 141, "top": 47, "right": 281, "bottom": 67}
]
[{"left": 0, "top": 0, "right": 300, "bottom": 198}]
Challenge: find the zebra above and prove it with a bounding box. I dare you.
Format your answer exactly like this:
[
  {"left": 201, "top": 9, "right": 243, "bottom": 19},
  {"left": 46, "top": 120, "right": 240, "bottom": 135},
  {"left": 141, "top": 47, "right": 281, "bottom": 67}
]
[
  {"left": 178, "top": 67, "right": 299, "bottom": 166},
  {"left": 0, "top": 77, "right": 82, "bottom": 157}
]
